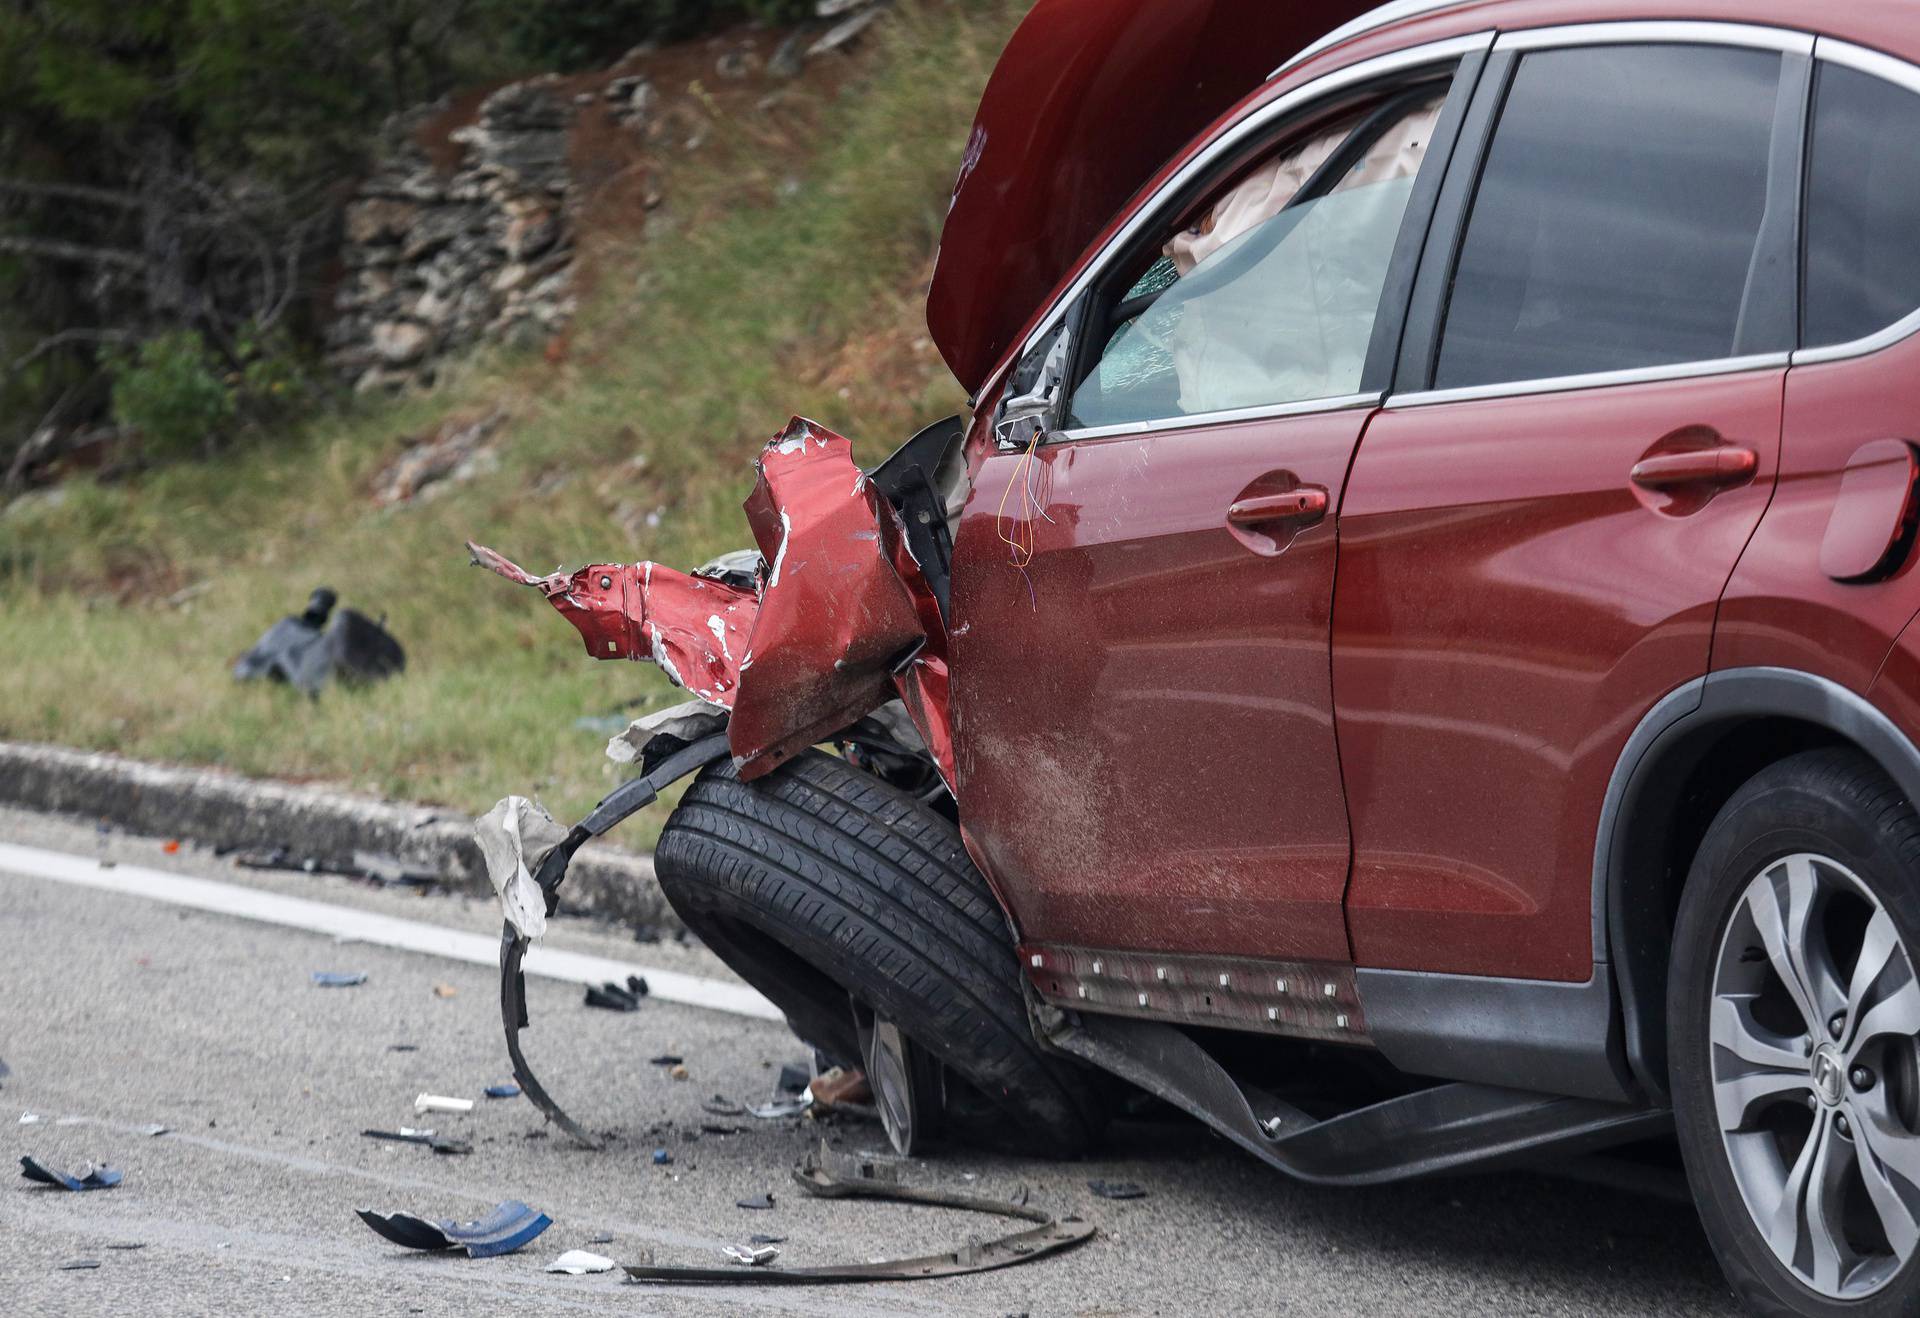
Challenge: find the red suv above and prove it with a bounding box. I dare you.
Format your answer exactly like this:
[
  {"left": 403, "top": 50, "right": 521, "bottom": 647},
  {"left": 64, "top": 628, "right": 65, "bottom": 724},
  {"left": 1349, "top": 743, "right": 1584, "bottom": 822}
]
[{"left": 479, "top": 3, "right": 1920, "bottom": 1311}]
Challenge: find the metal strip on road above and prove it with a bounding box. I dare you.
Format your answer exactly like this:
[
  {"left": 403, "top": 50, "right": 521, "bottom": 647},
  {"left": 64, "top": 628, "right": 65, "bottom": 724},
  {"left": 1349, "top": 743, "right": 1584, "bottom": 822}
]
[{"left": 0, "top": 840, "right": 782, "bottom": 1021}]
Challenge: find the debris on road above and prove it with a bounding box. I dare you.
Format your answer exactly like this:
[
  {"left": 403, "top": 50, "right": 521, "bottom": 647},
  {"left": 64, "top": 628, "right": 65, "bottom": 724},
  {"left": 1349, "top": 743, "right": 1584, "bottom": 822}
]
[
  {"left": 652, "top": 1148, "right": 674, "bottom": 1166},
  {"left": 1087, "top": 1179, "right": 1147, "bottom": 1200},
  {"left": 388, "top": 1043, "right": 418, "bottom": 1053},
  {"left": 19, "top": 1157, "right": 122, "bottom": 1191},
  {"left": 724, "top": 1244, "right": 780, "bottom": 1266},
  {"left": 586, "top": 1232, "right": 614, "bottom": 1245},
  {"left": 352, "top": 850, "right": 439, "bottom": 889},
  {"left": 648, "top": 1054, "right": 683, "bottom": 1067},
  {"left": 484, "top": 1083, "right": 521, "bottom": 1099},
  {"left": 363, "top": 1128, "right": 472, "bottom": 1155},
  {"left": 57, "top": 1259, "right": 101, "bottom": 1271},
  {"left": 142, "top": 1123, "right": 170, "bottom": 1137},
  {"left": 233, "top": 587, "right": 406, "bottom": 696},
  {"left": 311, "top": 970, "right": 368, "bottom": 988},
  {"left": 702, "top": 1096, "right": 746, "bottom": 1117},
  {"left": 736, "top": 1192, "right": 776, "bottom": 1210},
  {"left": 546, "top": 1249, "right": 616, "bottom": 1275},
  {"left": 414, "top": 1093, "right": 474, "bottom": 1114},
  {"left": 104, "top": 1242, "right": 146, "bottom": 1251},
  {"left": 627, "top": 1146, "right": 1095, "bottom": 1285},
  {"left": 19, "top": 1111, "right": 42, "bottom": 1124},
  {"left": 356, "top": 1200, "right": 552, "bottom": 1258},
  {"left": 433, "top": 983, "right": 458, "bottom": 999},
  {"left": 584, "top": 981, "right": 643, "bottom": 1012}
]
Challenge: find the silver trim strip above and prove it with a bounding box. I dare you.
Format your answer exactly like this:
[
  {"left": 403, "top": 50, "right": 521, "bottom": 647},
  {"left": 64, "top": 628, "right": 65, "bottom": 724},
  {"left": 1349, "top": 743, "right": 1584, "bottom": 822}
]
[
  {"left": 999, "top": 32, "right": 1495, "bottom": 397},
  {"left": 1271, "top": 1, "right": 1476, "bottom": 79},
  {"left": 1792, "top": 38, "right": 1920, "bottom": 367},
  {"left": 1497, "top": 21, "right": 1814, "bottom": 56},
  {"left": 1386, "top": 353, "right": 1789, "bottom": 409},
  {"left": 1057, "top": 392, "right": 1381, "bottom": 442}
]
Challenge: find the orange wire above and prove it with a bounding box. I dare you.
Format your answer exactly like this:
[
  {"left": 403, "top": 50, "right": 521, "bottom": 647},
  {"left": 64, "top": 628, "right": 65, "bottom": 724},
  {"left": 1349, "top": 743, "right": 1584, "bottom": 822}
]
[{"left": 994, "top": 422, "right": 1044, "bottom": 569}]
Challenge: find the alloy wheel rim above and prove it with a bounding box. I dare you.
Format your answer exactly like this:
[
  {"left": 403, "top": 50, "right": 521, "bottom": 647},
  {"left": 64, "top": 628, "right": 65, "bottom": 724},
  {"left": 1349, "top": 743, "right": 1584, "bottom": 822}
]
[{"left": 1710, "top": 853, "right": 1920, "bottom": 1299}]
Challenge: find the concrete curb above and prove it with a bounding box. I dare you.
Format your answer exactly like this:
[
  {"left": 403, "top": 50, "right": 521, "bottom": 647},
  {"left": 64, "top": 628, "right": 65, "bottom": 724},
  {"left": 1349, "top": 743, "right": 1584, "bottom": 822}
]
[{"left": 0, "top": 740, "right": 673, "bottom": 931}]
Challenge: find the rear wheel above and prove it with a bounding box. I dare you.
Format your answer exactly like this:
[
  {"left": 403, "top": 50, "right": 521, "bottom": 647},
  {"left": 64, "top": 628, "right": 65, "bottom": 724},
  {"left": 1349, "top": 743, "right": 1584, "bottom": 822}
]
[
  {"left": 654, "top": 749, "right": 1107, "bottom": 1156},
  {"left": 1670, "top": 749, "right": 1920, "bottom": 1315}
]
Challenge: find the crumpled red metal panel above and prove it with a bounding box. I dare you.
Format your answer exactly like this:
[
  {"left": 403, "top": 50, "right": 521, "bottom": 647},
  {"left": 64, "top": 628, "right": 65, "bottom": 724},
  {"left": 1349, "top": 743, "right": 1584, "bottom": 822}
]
[
  {"left": 470, "top": 415, "right": 956, "bottom": 784},
  {"left": 728, "top": 418, "right": 927, "bottom": 779},
  {"left": 466, "top": 542, "right": 757, "bottom": 707}
]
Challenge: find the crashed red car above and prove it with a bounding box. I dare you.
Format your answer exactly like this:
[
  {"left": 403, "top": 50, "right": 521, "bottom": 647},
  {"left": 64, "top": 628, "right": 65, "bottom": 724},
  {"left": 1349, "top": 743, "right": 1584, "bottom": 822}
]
[{"left": 478, "top": 2, "right": 1920, "bottom": 1311}]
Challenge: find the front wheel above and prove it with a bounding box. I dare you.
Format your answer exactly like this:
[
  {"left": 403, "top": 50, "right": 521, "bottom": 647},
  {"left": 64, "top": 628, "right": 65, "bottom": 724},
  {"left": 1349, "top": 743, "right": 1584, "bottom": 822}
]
[{"left": 1670, "top": 748, "right": 1920, "bottom": 1315}]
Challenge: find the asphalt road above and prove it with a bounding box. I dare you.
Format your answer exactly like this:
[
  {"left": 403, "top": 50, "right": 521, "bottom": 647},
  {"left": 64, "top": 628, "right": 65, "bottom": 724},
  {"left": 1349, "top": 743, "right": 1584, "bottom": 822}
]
[{"left": 0, "top": 805, "right": 1744, "bottom": 1316}]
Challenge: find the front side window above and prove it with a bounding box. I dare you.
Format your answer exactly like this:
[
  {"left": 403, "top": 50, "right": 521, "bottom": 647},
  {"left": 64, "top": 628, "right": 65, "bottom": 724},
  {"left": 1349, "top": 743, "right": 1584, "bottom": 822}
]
[
  {"left": 1804, "top": 63, "right": 1920, "bottom": 349},
  {"left": 1067, "top": 89, "right": 1445, "bottom": 431},
  {"left": 1435, "top": 44, "right": 1784, "bottom": 390}
]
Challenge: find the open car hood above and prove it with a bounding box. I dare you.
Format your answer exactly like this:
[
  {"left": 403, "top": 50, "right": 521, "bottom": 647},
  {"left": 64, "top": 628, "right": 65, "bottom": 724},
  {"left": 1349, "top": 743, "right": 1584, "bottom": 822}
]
[{"left": 926, "top": 0, "right": 1388, "bottom": 395}]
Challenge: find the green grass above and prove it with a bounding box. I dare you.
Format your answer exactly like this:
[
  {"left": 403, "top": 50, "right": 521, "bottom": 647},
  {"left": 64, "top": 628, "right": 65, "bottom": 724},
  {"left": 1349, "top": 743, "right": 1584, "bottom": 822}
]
[{"left": 0, "top": 1, "right": 1013, "bottom": 846}]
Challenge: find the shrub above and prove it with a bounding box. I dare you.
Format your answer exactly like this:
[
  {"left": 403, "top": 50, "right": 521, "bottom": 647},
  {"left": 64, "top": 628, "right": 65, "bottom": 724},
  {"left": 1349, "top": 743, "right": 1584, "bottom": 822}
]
[{"left": 107, "top": 330, "right": 234, "bottom": 461}]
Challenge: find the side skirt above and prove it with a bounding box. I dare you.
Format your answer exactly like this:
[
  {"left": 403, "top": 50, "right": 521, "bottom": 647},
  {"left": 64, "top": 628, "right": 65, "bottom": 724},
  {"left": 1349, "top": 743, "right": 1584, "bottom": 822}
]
[{"left": 1035, "top": 1005, "right": 1667, "bottom": 1186}]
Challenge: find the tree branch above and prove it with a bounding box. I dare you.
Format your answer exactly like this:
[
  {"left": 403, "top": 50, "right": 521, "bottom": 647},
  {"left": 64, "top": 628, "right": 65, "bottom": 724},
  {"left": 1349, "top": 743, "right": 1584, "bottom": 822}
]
[
  {"left": 0, "top": 235, "right": 146, "bottom": 270},
  {"left": 0, "top": 177, "right": 145, "bottom": 211}
]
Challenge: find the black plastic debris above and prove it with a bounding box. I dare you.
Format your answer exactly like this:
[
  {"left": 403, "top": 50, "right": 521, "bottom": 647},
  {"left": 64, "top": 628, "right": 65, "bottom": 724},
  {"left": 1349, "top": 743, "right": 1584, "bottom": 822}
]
[
  {"left": 389, "top": 1044, "right": 419, "bottom": 1053},
  {"left": 20, "top": 1157, "right": 122, "bottom": 1191},
  {"left": 648, "top": 1055, "right": 683, "bottom": 1068},
  {"left": 352, "top": 851, "right": 440, "bottom": 889},
  {"left": 363, "top": 1128, "right": 472, "bottom": 1155},
  {"left": 587, "top": 1233, "right": 615, "bottom": 1245},
  {"left": 356, "top": 1200, "right": 551, "bottom": 1258},
  {"left": 57, "top": 1259, "right": 101, "bottom": 1271},
  {"left": 748, "top": 1233, "right": 786, "bottom": 1245},
  {"left": 233, "top": 587, "right": 406, "bottom": 696},
  {"left": 584, "top": 981, "right": 643, "bottom": 1012},
  {"left": 776, "top": 1062, "right": 811, "bottom": 1095},
  {"left": 104, "top": 1242, "right": 145, "bottom": 1251},
  {"left": 701, "top": 1122, "right": 744, "bottom": 1136},
  {"left": 1086, "top": 1179, "right": 1147, "bottom": 1200},
  {"left": 312, "top": 971, "right": 367, "bottom": 988},
  {"left": 484, "top": 1083, "right": 521, "bottom": 1099},
  {"left": 627, "top": 974, "right": 650, "bottom": 998},
  {"left": 702, "top": 1096, "right": 746, "bottom": 1118},
  {"left": 736, "top": 1192, "right": 776, "bottom": 1211}
]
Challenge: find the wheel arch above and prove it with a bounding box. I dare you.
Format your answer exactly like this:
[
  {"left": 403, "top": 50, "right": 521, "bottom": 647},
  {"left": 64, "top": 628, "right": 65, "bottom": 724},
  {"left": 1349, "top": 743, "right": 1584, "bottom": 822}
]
[{"left": 1600, "top": 666, "right": 1920, "bottom": 1102}]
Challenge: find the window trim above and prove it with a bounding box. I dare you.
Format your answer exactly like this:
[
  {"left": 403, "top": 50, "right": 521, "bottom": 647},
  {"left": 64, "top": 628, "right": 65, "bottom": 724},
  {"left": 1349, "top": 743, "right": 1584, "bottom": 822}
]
[
  {"left": 1792, "top": 37, "right": 1920, "bottom": 367},
  {"left": 1063, "top": 392, "right": 1382, "bottom": 442},
  {"left": 1388, "top": 21, "right": 1814, "bottom": 407},
  {"left": 999, "top": 32, "right": 1495, "bottom": 427}
]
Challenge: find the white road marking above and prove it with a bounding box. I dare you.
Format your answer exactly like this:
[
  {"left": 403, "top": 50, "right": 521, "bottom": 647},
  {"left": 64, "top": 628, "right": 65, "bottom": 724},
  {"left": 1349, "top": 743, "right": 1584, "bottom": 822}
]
[{"left": 0, "top": 840, "right": 781, "bottom": 1021}]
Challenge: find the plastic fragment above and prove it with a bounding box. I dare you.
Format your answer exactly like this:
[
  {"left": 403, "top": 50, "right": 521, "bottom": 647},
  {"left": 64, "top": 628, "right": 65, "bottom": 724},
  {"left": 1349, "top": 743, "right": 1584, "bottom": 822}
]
[
  {"left": 584, "top": 981, "right": 642, "bottom": 1012},
  {"left": 19, "top": 1111, "right": 42, "bottom": 1124},
  {"left": 652, "top": 1148, "right": 674, "bottom": 1166},
  {"left": 312, "top": 971, "right": 367, "bottom": 988},
  {"left": 587, "top": 1233, "right": 614, "bottom": 1245},
  {"left": 58, "top": 1259, "right": 101, "bottom": 1270},
  {"left": 143, "top": 1123, "right": 170, "bottom": 1137},
  {"left": 724, "top": 1244, "right": 780, "bottom": 1266},
  {"left": 703, "top": 1096, "right": 746, "bottom": 1117},
  {"left": 356, "top": 1200, "right": 552, "bottom": 1258},
  {"left": 433, "top": 983, "right": 458, "bottom": 999},
  {"left": 1086, "top": 1179, "right": 1146, "bottom": 1200},
  {"left": 484, "top": 1083, "right": 521, "bottom": 1099},
  {"left": 414, "top": 1093, "right": 474, "bottom": 1114},
  {"left": 104, "top": 1242, "right": 145, "bottom": 1251},
  {"left": 736, "top": 1192, "right": 776, "bottom": 1210},
  {"left": 748, "top": 1233, "right": 785, "bottom": 1245},
  {"left": 546, "top": 1249, "right": 616, "bottom": 1275},
  {"left": 648, "top": 1054, "right": 683, "bottom": 1067},
  {"left": 363, "top": 1128, "right": 471, "bottom": 1155},
  {"left": 19, "top": 1156, "right": 122, "bottom": 1191}
]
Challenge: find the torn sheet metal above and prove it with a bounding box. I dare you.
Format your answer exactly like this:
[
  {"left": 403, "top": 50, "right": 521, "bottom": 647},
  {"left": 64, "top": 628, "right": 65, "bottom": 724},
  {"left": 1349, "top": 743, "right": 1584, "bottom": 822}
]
[
  {"left": 356, "top": 1200, "right": 553, "bottom": 1258},
  {"left": 467, "top": 543, "right": 755, "bottom": 706},
  {"left": 19, "top": 1157, "right": 122, "bottom": 1191},
  {"left": 474, "top": 796, "right": 566, "bottom": 940},
  {"left": 623, "top": 1146, "right": 1094, "bottom": 1284},
  {"left": 727, "top": 418, "right": 928, "bottom": 779}
]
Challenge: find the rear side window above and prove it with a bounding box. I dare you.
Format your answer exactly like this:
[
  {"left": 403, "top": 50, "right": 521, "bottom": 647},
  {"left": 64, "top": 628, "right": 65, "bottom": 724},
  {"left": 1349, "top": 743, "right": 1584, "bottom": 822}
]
[
  {"left": 1435, "top": 45, "right": 1784, "bottom": 389},
  {"left": 1804, "top": 64, "right": 1920, "bottom": 349}
]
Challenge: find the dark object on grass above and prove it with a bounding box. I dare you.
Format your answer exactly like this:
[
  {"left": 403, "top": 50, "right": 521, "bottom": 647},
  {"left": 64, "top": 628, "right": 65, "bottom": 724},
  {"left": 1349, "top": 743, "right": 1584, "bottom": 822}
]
[
  {"left": 20, "top": 1156, "right": 122, "bottom": 1191},
  {"left": 312, "top": 970, "right": 367, "bottom": 988},
  {"left": 584, "top": 981, "right": 643, "bottom": 1012},
  {"left": 362, "top": 1128, "right": 472, "bottom": 1155},
  {"left": 484, "top": 1083, "right": 521, "bottom": 1099},
  {"left": 736, "top": 1192, "right": 775, "bottom": 1210},
  {"left": 356, "top": 1200, "right": 551, "bottom": 1258},
  {"left": 1086, "top": 1179, "right": 1146, "bottom": 1200},
  {"left": 233, "top": 587, "right": 406, "bottom": 696},
  {"left": 626, "top": 1146, "right": 1094, "bottom": 1285}
]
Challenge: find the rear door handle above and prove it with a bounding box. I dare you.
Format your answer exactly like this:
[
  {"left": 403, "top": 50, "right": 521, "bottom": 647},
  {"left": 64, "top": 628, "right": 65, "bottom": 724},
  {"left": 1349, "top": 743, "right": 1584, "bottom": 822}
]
[
  {"left": 1629, "top": 447, "right": 1758, "bottom": 491},
  {"left": 1227, "top": 488, "right": 1329, "bottom": 526}
]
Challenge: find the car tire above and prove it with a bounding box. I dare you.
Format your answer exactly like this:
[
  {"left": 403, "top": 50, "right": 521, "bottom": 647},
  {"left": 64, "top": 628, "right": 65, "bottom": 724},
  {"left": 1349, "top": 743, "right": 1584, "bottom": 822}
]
[
  {"left": 1670, "top": 748, "right": 1920, "bottom": 1315},
  {"left": 653, "top": 748, "right": 1108, "bottom": 1156}
]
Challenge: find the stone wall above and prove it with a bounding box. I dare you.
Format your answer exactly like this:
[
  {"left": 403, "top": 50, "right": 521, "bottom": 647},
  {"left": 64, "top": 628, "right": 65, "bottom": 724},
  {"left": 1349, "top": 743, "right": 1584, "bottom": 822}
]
[{"left": 326, "top": 76, "right": 580, "bottom": 392}]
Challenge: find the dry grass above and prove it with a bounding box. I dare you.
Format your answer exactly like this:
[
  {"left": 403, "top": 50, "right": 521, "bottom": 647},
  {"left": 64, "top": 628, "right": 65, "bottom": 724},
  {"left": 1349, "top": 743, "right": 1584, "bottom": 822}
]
[{"left": 0, "top": 1, "right": 1013, "bottom": 844}]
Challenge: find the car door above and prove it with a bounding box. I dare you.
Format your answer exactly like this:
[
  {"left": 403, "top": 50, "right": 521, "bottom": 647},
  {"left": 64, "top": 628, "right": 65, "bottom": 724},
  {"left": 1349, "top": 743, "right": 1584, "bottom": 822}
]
[
  {"left": 1333, "top": 30, "right": 1806, "bottom": 982},
  {"left": 946, "top": 41, "right": 1485, "bottom": 966}
]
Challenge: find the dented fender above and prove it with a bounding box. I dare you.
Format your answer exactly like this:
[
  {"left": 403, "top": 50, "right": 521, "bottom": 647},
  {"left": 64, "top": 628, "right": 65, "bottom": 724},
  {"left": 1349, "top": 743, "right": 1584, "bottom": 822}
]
[{"left": 471, "top": 416, "right": 956, "bottom": 784}]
